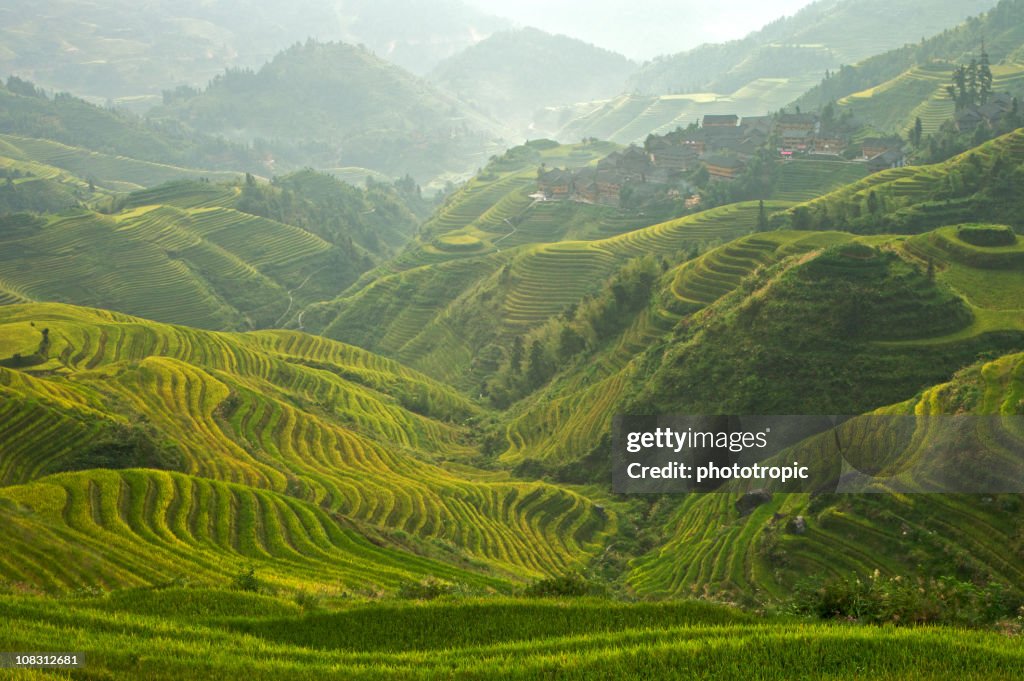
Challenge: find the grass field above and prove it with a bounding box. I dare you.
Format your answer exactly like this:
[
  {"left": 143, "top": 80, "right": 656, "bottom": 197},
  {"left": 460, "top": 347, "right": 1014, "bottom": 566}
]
[{"left": 1, "top": 592, "right": 1022, "bottom": 680}]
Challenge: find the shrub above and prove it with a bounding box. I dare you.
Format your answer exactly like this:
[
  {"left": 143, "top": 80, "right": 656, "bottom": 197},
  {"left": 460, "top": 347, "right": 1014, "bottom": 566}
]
[
  {"left": 956, "top": 224, "right": 1017, "bottom": 247},
  {"left": 232, "top": 566, "right": 261, "bottom": 593},
  {"left": 396, "top": 578, "right": 458, "bottom": 600},
  {"left": 293, "top": 590, "right": 321, "bottom": 611},
  {"left": 791, "top": 571, "right": 1021, "bottom": 626},
  {"left": 521, "top": 573, "right": 608, "bottom": 598}
]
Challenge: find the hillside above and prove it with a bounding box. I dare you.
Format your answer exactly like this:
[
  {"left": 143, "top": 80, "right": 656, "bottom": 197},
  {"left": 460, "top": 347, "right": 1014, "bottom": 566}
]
[
  {"left": 793, "top": 0, "right": 1024, "bottom": 114},
  {"left": 483, "top": 130, "right": 1024, "bottom": 478},
  {"left": 629, "top": 0, "right": 998, "bottom": 95},
  {"left": 0, "top": 0, "right": 508, "bottom": 107},
  {"left": 773, "top": 127, "right": 1024, "bottom": 233},
  {"left": 152, "top": 41, "right": 508, "bottom": 183},
  {"left": 827, "top": 52, "right": 1024, "bottom": 140},
  {"left": 630, "top": 350, "right": 1024, "bottom": 601},
  {"left": 305, "top": 137, "right": 794, "bottom": 389},
  {"left": 0, "top": 173, "right": 422, "bottom": 330},
  {"left": 546, "top": 0, "right": 999, "bottom": 144},
  {"left": 429, "top": 28, "right": 635, "bottom": 130},
  {"left": 0, "top": 302, "right": 611, "bottom": 589},
  {"left": 0, "top": 79, "right": 264, "bottom": 174}
]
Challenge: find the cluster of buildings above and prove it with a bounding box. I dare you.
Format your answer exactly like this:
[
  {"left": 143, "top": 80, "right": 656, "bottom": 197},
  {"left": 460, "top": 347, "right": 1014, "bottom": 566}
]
[
  {"left": 535, "top": 145, "right": 671, "bottom": 206},
  {"left": 535, "top": 111, "right": 913, "bottom": 205}
]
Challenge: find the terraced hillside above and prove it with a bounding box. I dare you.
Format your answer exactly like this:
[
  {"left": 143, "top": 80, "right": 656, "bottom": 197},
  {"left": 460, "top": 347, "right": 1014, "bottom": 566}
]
[
  {"left": 310, "top": 200, "right": 791, "bottom": 388},
  {"left": 501, "top": 218, "right": 1024, "bottom": 475},
  {"left": 794, "top": 0, "right": 1024, "bottom": 117},
  {"left": 552, "top": 81, "right": 820, "bottom": 144},
  {"left": 837, "top": 61, "right": 1024, "bottom": 135},
  {"left": 0, "top": 172, "right": 422, "bottom": 330},
  {"left": 0, "top": 303, "right": 611, "bottom": 589},
  {"left": 771, "top": 160, "right": 870, "bottom": 203},
  {"left": 0, "top": 469, "right": 501, "bottom": 593},
  {"left": 0, "top": 204, "right": 336, "bottom": 329},
  {"left": 776, "top": 128, "right": 1024, "bottom": 234},
  {"left": 4, "top": 593, "right": 1023, "bottom": 680},
  {"left": 497, "top": 231, "right": 858, "bottom": 468},
  {"left": 0, "top": 134, "right": 241, "bottom": 192},
  {"left": 629, "top": 351, "right": 1024, "bottom": 601}
]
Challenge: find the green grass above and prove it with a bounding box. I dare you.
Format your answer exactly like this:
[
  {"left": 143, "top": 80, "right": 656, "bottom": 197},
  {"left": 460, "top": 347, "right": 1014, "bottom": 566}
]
[{"left": 2, "top": 592, "right": 1022, "bottom": 679}]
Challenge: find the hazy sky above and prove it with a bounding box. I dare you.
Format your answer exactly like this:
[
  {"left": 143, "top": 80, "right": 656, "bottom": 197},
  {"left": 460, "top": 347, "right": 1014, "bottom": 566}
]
[{"left": 466, "top": 0, "right": 817, "bottom": 61}]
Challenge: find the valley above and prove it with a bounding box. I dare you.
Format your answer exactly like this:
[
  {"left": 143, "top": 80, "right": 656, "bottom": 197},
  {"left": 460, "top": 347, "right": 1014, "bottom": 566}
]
[{"left": 1, "top": 1, "right": 1024, "bottom": 678}]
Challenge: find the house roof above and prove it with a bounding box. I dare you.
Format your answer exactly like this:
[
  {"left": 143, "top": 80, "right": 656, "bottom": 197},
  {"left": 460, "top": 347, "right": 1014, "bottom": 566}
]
[
  {"left": 862, "top": 136, "right": 902, "bottom": 148},
  {"left": 704, "top": 154, "right": 744, "bottom": 169},
  {"left": 703, "top": 114, "right": 739, "bottom": 126},
  {"left": 777, "top": 113, "right": 818, "bottom": 125},
  {"left": 539, "top": 168, "right": 572, "bottom": 184}
]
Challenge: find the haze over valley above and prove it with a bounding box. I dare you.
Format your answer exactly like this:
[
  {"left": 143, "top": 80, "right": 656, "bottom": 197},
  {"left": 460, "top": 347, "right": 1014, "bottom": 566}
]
[{"left": 2, "top": 2, "right": 1024, "bottom": 678}]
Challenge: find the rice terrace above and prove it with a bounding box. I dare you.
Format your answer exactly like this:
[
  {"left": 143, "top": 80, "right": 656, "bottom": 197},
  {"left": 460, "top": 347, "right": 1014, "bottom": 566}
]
[{"left": 1, "top": 0, "right": 1024, "bottom": 679}]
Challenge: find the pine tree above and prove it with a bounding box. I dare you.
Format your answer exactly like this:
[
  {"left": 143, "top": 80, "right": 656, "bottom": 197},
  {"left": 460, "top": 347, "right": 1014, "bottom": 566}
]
[
  {"left": 966, "top": 58, "right": 979, "bottom": 105},
  {"left": 756, "top": 199, "right": 767, "bottom": 231},
  {"left": 867, "top": 190, "right": 879, "bottom": 215},
  {"left": 912, "top": 117, "right": 923, "bottom": 148},
  {"left": 978, "top": 47, "right": 993, "bottom": 105}
]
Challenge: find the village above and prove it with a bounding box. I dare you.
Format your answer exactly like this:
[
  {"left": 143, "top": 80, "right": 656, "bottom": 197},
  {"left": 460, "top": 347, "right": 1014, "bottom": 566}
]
[{"left": 535, "top": 92, "right": 1018, "bottom": 208}]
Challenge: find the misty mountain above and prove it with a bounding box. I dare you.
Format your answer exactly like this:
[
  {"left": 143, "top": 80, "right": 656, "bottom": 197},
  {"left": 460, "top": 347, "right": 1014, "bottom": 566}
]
[
  {"left": 792, "top": 0, "right": 1024, "bottom": 112},
  {"left": 628, "top": 0, "right": 999, "bottom": 95},
  {"left": 151, "top": 40, "right": 507, "bottom": 183},
  {"left": 0, "top": 0, "right": 507, "bottom": 108},
  {"left": 429, "top": 28, "right": 635, "bottom": 129}
]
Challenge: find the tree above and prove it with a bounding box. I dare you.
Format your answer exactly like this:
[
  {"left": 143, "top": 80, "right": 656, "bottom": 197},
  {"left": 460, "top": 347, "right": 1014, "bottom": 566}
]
[
  {"left": 911, "top": 117, "right": 923, "bottom": 148},
  {"left": 526, "top": 340, "right": 550, "bottom": 389},
  {"left": 509, "top": 336, "right": 524, "bottom": 375},
  {"left": 557, "top": 326, "right": 586, "bottom": 362},
  {"left": 978, "top": 47, "right": 993, "bottom": 105},
  {"left": 867, "top": 190, "right": 879, "bottom": 215},
  {"left": 821, "top": 101, "right": 836, "bottom": 128},
  {"left": 756, "top": 199, "right": 768, "bottom": 231},
  {"left": 791, "top": 206, "right": 812, "bottom": 230},
  {"left": 966, "top": 58, "right": 979, "bottom": 104}
]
